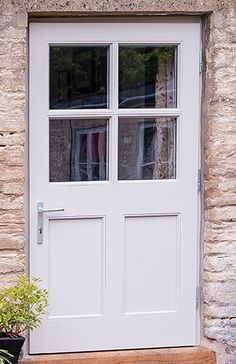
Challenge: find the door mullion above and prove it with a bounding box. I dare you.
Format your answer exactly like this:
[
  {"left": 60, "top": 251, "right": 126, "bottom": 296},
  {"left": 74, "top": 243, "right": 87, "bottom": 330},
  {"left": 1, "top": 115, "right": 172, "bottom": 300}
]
[{"left": 112, "top": 41, "right": 119, "bottom": 183}]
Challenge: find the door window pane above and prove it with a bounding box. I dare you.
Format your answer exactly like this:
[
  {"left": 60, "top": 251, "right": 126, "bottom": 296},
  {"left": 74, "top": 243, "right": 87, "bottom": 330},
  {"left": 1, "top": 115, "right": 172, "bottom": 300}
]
[
  {"left": 49, "top": 119, "right": 108, "bottom": 182},
  {"left": 118, "top": 117, "right": 176, "bottom": 180},
  {"left": 119, "top": 46, "right": 177, "bottom": 108},
  {"left": 50, "top": 46, "right": 109, "bottom": 109}
]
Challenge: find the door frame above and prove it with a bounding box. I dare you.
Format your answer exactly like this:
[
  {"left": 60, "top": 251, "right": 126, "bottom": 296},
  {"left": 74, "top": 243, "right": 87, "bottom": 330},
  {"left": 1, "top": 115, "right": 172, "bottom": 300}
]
[{"left": 28, "top": 17, "right": 202, "bottom": 352}]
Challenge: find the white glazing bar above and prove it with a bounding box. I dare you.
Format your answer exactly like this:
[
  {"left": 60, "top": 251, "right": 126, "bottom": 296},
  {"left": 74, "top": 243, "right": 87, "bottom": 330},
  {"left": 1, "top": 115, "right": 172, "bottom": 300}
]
[
  {"left": 48, "top": 109, "right": 114, "bottom": 118},
  {"left": 177, "top": 43, "right": 182, "bottom": 111},
  {"left": 113, "top": 41, "right": 119, "bottom": 182},
  {"left": 48, "top": 108, "right": 181, "bottom": 119},
  {"left": 116, "top": 109, "right": 182, "bottom": 117},
  {"left": 109, "top": 43, "right": 115, "bottom": 111}
]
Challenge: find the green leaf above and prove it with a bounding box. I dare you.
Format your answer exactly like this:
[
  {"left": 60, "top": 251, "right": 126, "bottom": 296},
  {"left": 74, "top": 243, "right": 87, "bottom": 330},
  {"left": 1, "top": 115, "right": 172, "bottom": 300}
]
[
  {"left": 0, "top": 349, "right": 14, "bottom": 364},
  {"left": 0, "top": 275, "right": 49, "bottom": 336}
]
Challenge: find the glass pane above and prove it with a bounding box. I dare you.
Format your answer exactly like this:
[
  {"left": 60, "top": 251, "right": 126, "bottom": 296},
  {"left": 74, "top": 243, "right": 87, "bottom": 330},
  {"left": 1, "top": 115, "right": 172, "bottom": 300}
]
[
  {"left": 49, "top": 119, "right": 108, "bottom": 182},
  {"left": 50, "top": 46, "right": 108, "bottom": 109},
  {"left": 118, "top": 117, "right": 176, "bottom": 180},
  {"left": 119, "top": 46, "right": 176, "bottom": 108}
]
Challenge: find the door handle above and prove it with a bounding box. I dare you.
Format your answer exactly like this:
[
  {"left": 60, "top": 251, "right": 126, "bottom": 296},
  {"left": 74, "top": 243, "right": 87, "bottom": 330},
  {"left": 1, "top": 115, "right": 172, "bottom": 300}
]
[
  {"left": 37, "top": 202, "right": 64, "bottom": 244},
  {"left": 38, "top": 206, "right": 65, "bottom": 213}
]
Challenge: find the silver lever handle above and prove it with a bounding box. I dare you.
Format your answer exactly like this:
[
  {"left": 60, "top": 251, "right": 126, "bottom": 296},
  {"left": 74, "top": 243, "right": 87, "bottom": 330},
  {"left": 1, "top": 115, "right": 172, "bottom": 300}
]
[
  {"left": 37, "top": 202, "right": 64, "bottom": 244},
  {"left": 38, "top": 206, "right": 65, "bottom": 213}
]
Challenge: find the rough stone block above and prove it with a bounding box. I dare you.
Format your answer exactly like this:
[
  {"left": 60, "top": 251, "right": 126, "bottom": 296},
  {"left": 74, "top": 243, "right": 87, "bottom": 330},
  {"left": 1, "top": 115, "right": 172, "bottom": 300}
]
[{"left": 226, "top": 345, "right": 236, "bottom": 364}]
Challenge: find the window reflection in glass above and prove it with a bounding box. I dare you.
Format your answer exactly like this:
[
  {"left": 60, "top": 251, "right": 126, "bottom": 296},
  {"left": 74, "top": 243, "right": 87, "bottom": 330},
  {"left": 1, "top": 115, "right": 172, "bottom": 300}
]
[
  {"left": 119, "top": 46, "right": 177, "bottom": 108},
  {"left": 118, "top": 117, "right": 176, "bottom": 180},
  {"left": 50, "top": 46, "right": 109, "bottom": 109},
  {"left": 49, "top": 119, "right": 108, "bottom": 182}
]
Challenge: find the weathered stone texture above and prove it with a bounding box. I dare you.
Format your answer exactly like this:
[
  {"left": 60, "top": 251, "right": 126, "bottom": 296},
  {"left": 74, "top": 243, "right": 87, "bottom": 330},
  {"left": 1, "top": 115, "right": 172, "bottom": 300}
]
[
  {"left": 226, "top": 345, "right": 236, "bottom": 364},
  {"left": 0, "top": 0, "right": 235, "bottom": 363},
  {"left": 0, "top": 6, "right": 26, "bottom": 286},
  {"left": 203, "top": 2, "right": 236, "bottom": 362},
  {"left": 26, "top": 0, "right": 235, "bottom": 14}
]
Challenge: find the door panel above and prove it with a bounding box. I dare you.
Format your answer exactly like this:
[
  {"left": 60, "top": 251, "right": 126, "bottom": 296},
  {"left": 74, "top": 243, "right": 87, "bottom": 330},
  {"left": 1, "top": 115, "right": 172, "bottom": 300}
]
[
  {"left": 29, "top": 19, "right": 201, "bottom": 353},
  {"left": 48, "top": 218, "right": 104, "bottom": 318},
  {"left": 124, "top": 215, "right": 179, "bottom": 314}
]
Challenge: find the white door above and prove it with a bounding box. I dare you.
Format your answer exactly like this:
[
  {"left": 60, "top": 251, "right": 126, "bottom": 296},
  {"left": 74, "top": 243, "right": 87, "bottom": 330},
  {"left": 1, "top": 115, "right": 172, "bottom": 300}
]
[{"left": 29, "top": 19, "right": 201, "bottom": 354}]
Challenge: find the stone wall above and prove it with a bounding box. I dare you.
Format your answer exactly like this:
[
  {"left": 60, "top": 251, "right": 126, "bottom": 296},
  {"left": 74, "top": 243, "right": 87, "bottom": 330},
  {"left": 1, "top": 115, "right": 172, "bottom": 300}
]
[
  {"left": 0, "top": 1, "right": 235, "bottom": 363},
  {"left": 203, "top": 5, "right": 236, "bottom": 363},
  {"left": 0, "top": 2, "right": 27, "bottom": 287}
]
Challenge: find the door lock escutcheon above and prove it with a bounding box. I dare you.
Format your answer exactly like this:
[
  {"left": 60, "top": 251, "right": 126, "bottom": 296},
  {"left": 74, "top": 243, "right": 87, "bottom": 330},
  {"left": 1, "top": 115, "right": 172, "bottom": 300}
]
[{"left": 37, "top": 202, "right": 64, "bottom": 244}]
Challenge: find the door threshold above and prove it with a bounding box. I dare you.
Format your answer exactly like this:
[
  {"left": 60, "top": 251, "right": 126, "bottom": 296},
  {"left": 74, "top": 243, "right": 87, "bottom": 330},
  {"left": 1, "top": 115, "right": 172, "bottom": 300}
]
[{"left": 21, "top": 346, "right": 215, "bottom": 364}]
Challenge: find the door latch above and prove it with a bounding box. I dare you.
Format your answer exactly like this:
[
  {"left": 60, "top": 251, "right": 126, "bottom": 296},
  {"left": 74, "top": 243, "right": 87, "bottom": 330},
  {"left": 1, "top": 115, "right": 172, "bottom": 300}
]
[{"left": 37, "top": 202, "right": 64, "bottom": 244}]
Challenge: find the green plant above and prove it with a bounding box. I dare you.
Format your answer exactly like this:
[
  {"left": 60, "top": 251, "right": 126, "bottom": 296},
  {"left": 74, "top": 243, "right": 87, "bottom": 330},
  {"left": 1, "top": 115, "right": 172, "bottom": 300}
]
[
  {"left": 0, "top": 275, "right": 48, "bottom": 337},
  {"left": 0, "top": 350, "right": 13, "bottom": 364}
]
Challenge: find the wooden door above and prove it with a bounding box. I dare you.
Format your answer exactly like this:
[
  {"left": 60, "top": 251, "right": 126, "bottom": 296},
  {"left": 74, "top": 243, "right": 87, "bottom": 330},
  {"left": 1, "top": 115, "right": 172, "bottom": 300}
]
[{"left": 29, "top": 19, "right": 201, "bottom": 353}]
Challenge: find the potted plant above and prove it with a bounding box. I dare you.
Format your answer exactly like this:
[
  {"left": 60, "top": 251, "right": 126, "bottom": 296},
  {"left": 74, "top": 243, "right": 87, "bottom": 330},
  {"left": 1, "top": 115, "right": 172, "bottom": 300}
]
[{"left": 0, "top": 275, "right": 48, "bottom": 364}]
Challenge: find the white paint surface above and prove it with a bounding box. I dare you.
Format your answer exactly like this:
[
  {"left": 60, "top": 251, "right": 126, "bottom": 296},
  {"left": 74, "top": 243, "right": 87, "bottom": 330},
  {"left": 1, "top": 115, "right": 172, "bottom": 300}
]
[
  {"left": 29, "top": 19, "right": 201, "bottom": 353},
  {"left": 124, "top": 215, "right": 178, "bottom": 314},
  {"left": 48, "top": 218, "right": 104, "bottom": 318}
]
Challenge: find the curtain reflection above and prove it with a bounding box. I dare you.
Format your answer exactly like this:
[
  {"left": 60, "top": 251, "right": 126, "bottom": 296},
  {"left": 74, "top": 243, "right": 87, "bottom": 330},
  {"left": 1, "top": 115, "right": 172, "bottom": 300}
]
[
  {"left": 74, "top": 124, "right": 107, "bottom": 181},
  {"left": 118, "top": 118, "right": 176, "bottom": 180},
  {"left": 49, "top": 119, "right": 108, "bottom": 182}
]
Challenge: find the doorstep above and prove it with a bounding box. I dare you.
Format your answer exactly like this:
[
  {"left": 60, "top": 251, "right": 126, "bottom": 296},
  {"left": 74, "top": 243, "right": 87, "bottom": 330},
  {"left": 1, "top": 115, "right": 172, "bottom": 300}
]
[{"left": 20, "top": 346, "right": 216, "bottom": 364}]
